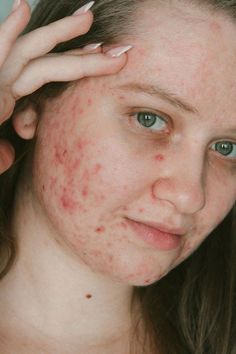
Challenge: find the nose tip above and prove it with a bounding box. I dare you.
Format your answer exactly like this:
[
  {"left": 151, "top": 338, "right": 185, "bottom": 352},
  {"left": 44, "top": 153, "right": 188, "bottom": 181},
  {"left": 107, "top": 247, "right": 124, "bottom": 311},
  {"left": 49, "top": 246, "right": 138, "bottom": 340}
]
[{"left": 152, "top": 178, "right": 206, "bottom": 215}]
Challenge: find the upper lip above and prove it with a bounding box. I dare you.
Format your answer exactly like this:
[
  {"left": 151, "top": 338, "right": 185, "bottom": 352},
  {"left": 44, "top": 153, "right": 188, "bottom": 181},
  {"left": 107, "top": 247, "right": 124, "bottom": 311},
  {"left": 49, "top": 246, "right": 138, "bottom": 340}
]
[{"left": 127, "top": 218, "right": 188, "bottom": 236}]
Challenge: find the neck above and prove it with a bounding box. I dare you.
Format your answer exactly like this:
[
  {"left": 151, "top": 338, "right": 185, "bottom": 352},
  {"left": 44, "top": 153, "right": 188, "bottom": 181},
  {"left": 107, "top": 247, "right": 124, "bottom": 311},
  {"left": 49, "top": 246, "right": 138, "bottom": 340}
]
[{"left": 0, "top": 177, "right": 134, "bottom": 352}]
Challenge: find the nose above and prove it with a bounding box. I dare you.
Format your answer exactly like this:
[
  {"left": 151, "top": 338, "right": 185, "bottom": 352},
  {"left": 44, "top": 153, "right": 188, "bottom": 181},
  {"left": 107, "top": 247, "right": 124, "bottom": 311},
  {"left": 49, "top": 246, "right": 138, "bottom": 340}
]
[{"left": 152, "top": 152, "right": 206, "bottom": 215}]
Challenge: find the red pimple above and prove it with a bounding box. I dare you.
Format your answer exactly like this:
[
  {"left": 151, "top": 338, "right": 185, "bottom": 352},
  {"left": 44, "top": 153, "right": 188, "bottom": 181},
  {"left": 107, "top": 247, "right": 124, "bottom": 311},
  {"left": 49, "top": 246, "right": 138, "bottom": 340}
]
[
  {"left": 95, "top": 226, "right": 105, "bottom": 233},
  {"left": 154, "top": 154, "right": 164, "bottom": 161}
]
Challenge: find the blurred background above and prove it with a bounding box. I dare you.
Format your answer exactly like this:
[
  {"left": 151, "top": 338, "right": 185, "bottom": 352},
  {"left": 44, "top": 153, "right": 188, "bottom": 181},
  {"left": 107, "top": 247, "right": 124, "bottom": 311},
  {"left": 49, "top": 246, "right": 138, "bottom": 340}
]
[{"left": 0, "top": 0, "right": 36, "bottom": 22}]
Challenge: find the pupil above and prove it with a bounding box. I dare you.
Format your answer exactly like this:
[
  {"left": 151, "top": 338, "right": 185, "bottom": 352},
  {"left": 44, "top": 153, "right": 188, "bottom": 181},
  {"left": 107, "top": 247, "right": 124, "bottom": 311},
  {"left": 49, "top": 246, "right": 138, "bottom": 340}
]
[
  {"left": 138, "top": 113, "right": 156, "bottom": 128},
  {"left": 216, "top": 142, "right": 233, "bottom": 156}
]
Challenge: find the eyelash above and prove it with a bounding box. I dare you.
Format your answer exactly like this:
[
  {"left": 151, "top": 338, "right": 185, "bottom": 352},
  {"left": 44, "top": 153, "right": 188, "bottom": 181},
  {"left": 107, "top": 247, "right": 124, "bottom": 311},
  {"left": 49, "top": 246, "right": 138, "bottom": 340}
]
[
  {"left": 127, "top": 110, "right": 236, "bottom": 162},
  {"left": 127, "top": 110, "right": 170, "bottom": 135}
]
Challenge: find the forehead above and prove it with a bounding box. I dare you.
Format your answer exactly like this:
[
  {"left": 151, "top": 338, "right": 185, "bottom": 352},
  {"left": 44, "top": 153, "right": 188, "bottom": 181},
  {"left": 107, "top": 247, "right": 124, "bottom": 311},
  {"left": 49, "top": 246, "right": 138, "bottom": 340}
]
[{"left": 109, "top": 1, "right": 236, "bottom": 120}]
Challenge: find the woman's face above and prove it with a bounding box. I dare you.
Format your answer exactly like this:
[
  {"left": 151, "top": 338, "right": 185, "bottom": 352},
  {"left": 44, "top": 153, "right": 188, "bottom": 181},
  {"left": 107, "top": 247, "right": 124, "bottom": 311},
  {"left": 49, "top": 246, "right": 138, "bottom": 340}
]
[{"left": 32, "top": 2, "right": 236, "bottom": 285}]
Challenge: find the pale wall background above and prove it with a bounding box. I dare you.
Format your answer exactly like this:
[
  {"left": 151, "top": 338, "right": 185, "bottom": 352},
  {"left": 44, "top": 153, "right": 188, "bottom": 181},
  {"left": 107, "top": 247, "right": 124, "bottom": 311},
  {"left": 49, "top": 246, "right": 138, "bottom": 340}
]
[{"left": 0, "top": 0, "right": 36, "bottom": 22}]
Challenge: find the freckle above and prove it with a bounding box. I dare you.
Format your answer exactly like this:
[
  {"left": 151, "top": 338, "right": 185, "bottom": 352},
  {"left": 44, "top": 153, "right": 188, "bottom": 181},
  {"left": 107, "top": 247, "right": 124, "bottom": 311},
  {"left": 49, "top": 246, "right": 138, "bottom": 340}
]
[
  {"left": 86, "top": 294, "right": 92, "bottom": 299},
  {"left": 154, "top": 154, "right": 164, "bottom": 161},
  {"left": 95, "top": 226, "right": 105, "bottom": 233},
  {"left": 122, "top": 206, "right": 129, "bottom": 211},
  {"left": 107, "top": 242, "right": 111, "bottom": 247},
  {"left": 42, "top": 185, "right": 45, "bottom": 191}
]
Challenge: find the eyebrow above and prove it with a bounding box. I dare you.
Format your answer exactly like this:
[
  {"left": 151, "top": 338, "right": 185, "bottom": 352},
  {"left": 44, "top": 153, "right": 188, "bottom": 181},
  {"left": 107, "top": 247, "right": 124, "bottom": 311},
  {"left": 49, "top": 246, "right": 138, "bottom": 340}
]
[{"left": 117, "top": 82, "right": 199, "bottom": 114}]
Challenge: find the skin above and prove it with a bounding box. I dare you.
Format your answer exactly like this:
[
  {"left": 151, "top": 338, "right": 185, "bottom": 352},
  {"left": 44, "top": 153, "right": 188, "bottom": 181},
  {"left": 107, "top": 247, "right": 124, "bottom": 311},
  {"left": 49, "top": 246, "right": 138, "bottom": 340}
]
[{"left": 0, "top": 1, "right": 236, "bottom": 353}]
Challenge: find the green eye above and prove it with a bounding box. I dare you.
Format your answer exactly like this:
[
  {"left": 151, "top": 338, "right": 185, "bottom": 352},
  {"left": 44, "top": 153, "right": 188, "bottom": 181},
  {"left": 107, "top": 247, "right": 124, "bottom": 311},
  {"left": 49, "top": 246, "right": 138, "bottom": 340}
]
[
  {"left": 212, "top": 141, "right": 236, "bottom": 158},
  {"left": 137, "top": 112, "right": 166, "bottom": 130}
]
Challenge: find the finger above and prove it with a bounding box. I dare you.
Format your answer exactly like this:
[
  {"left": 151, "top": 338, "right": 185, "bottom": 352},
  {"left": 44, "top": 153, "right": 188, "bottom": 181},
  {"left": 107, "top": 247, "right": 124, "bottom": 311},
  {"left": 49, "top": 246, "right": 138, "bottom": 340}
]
[
  {"left": 47, "top": 43, "right": 103, "bottom": 57},
  {"left": 0, "top": 140, "right": 15, "bottom": 174},
  {"left": 12, "top": 52, "right": 129, "bottom": 97},
  {"left": 0, "top": 11, "right": 93, "bottom": 84},
  {"left": 12, "top": 106, "right": 38, "bottom": 139},
  {"left": 0, "top": 0, "right": 31, "bottom": 67},
  {"left": 0, "top": 88, "right": 15, "bottom": 124}
]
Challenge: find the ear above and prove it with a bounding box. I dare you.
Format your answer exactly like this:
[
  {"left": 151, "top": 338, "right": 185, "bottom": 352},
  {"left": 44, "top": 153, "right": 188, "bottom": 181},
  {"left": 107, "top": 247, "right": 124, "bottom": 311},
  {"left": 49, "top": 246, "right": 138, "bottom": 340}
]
[{"left": 12, "top": 106, "right": 38, "bottom": 140}]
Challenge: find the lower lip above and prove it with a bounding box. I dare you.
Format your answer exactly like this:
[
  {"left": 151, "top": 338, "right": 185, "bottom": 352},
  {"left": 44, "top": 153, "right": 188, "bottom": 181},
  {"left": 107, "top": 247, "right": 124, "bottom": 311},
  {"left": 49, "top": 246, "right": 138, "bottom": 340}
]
[{"left": 126, "top": 219, "right": 182, "bottom": 251}]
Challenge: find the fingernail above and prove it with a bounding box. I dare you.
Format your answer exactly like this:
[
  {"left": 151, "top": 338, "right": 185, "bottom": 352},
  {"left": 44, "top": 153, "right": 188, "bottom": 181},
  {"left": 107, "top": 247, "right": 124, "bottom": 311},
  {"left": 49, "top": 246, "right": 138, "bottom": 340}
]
[
  {"left": 72, "top": 1, "right": 95, "bottom": 15},
  {"left": 11, "top": 0, "right": 21, "bottom": 12},
  {"left": 83, "top": 42, "right": 103, "bottom": 50},
  {"left": 106, "top": 45, "right": 133, "bottom": 58}
]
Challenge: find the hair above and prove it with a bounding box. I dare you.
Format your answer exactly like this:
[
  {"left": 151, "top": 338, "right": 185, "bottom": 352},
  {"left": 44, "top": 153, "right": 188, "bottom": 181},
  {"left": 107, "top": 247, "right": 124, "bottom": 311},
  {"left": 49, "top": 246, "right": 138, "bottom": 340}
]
[{"left": 0, "top": 0, "right": 236, "bottom": 353}]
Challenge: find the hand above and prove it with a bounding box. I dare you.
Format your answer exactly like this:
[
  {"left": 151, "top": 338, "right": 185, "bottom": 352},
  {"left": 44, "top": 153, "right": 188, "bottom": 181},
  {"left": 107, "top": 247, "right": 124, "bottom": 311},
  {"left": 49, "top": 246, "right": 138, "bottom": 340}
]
[{"left": 0, "top": 0, "right": 130, "bottom": 174}]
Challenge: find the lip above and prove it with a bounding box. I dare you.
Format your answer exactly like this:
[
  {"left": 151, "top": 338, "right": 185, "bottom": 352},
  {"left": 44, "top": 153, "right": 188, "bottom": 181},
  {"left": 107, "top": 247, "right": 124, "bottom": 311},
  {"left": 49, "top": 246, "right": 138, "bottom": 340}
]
[{"left": 125, "top": 218, "right": 184, "bottom": 251}]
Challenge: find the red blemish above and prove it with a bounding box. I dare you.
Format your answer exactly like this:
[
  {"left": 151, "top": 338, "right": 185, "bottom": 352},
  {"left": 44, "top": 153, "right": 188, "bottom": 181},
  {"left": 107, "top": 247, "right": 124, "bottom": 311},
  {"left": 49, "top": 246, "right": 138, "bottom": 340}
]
[
  {"left": 145, "top": 279, "right": 151, "bottom": 284},
  {"left": 95, "top": 226, "right": 105, "bottom": 233},
  {"left": 62, "top": 149, "right": 68, "bottom": 157},
  {"left": 119, "top": 95, "right": 125, "bottom": 100},
  {"left": 82, "top": 186, "right": 89, "bottom": 198},
  {"left": 121, "top": 221, "right": 128, "bottom": 229},
  {"left": 72, "top": 158, "right": 81, "bottom": 169},
  {"left": 50, "top": 176, "right": 57, "bottom": 188},
  {"left": 139, "top": 208, "right": 144, "bottom": 213},
  {"left": 60, "top": 188, "right": 78, "bottom": 212},
  {"left": 92, "top": 163, "right": 102, "bottom": 175},
  {"left": 122, "top": 206, "right": 129, "bottom": 211},
  {"left": 154, "top": 154, "right": 164, "bottom": 161},
  {"left": 76, "top": 139, "right": 88, "bottom": 152},
  {"left": 108, "top": 255, "right": 113, "bottom": 262},
  {"left": 86, "top": 294, "right": 92, "bottom": 299},
  {"left": 87, "top": 98, "right": 93, "bottom": 107},
  {"left": 138, "top": 48, "right": 145, "bottom": 56},
  {"left": 151, "top": 185, "right": 157, "bottom": 201},
  {"left": 92, "top": 250, "right": 102, "bottom": 257},
  {"left": 79, "top": 108, "right": 84, "bottom": 115}
]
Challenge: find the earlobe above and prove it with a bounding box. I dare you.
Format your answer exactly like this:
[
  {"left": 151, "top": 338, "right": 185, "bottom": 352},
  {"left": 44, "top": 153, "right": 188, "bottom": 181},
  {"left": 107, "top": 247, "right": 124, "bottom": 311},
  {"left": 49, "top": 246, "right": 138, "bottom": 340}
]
[{"left": 12, "top": 106, "right": 38, "bottom": 140}]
